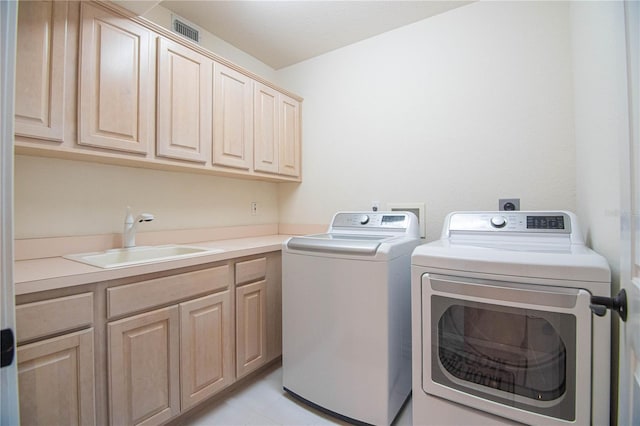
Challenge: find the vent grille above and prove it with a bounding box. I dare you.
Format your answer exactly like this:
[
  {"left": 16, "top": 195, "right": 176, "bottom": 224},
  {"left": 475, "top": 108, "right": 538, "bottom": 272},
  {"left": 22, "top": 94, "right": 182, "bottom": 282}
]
[{"left": 172, "top": 17, "right": 199, "bottom": 43}]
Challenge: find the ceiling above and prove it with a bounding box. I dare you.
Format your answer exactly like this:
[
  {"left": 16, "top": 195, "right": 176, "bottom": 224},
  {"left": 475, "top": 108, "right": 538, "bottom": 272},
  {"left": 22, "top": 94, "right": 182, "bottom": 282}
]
[{"left": 154, "top": 1, "right": 472, "bottom": 70}]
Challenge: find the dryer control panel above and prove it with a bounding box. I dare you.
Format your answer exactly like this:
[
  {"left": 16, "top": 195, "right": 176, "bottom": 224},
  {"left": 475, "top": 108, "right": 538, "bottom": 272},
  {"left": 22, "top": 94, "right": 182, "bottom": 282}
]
[{"left": 448, "top": 211, "right": 572, "bottom": 234}]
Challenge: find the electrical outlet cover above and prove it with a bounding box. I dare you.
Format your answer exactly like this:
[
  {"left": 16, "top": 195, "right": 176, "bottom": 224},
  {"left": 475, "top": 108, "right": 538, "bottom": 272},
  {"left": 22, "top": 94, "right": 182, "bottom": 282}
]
[{"left": 499, "top": 198, "right": 520, "bottom": 211}]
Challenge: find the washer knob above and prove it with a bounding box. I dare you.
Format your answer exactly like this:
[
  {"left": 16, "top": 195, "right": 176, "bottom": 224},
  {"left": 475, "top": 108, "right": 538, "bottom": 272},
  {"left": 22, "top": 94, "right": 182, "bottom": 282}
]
[
  {"left": 360, "top": 215, "right": 370, "bottom": 225},
  {"left": 490, "top": 216, "right": 507, "bottom": 228}
]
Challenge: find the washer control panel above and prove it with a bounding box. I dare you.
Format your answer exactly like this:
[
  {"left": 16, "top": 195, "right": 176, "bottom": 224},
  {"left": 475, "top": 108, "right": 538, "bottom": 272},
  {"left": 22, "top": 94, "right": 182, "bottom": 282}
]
[
  {"left": 331, "top": 212, "right": 413, "bottom": 230},
  {"left": 449, "top": 212, "right": 572, "bottom": 234}
]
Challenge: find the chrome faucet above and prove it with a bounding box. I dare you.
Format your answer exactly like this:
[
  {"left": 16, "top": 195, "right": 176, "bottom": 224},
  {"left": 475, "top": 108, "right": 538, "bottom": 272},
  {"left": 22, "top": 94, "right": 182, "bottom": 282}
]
[{"left": 123, "top": 207, "right": 155, "bottom": 248}]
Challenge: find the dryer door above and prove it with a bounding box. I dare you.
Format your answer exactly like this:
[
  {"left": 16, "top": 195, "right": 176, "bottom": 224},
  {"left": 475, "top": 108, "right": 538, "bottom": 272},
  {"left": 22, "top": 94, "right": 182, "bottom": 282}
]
[{"left": 422, "top": 273, "right": 592, "bottom": 426}]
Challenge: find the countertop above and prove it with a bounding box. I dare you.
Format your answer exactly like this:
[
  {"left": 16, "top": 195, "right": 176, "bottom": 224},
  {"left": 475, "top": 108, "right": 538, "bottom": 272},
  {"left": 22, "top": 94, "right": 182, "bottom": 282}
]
[{"left": 15, "top": 235, "right": 291, "bottom": 296}]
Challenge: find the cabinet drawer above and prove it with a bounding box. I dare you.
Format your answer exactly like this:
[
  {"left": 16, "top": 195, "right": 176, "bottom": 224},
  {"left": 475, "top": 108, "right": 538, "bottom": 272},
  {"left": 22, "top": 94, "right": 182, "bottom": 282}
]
[
  {"left": 16, "top": 293, "right": 93, "bottom": 344},
  {"left": 235, "top": 257, "right": 267, "bottom": 285},
  {"left": 108, "top": 265, "right": 230, "bottom": 319}
]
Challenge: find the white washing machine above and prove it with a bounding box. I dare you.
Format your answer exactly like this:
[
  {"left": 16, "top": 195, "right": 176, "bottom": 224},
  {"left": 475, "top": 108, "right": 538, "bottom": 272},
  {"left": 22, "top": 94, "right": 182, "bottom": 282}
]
[
  {"left": 411, "top": 211, "right": 611, "bottom": 425},
  {"left": 282, "top": 211, "right": 421, "bottom": 425}
]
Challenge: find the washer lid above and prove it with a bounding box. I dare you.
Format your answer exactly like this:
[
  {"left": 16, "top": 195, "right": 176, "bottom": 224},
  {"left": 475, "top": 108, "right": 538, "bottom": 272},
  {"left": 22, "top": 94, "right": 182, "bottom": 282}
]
[{"left": 286, "top": 233, "right": 392, "bottom": 255}]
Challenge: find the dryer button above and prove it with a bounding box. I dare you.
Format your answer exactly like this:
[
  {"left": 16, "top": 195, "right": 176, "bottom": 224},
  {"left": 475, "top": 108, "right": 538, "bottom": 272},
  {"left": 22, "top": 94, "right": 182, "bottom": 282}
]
[
  {"left": 360, "top": 215, "right": 370, "bottom": 225},
  {"left": 490, "top": 216, "right": 507, "bottom": 228}
]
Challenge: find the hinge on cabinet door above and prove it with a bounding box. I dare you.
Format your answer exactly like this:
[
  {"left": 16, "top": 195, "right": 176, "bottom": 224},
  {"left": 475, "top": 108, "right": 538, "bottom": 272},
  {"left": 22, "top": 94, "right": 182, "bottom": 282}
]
[{"left": 0, "top": 328, "right": 14, "bottom": 367}]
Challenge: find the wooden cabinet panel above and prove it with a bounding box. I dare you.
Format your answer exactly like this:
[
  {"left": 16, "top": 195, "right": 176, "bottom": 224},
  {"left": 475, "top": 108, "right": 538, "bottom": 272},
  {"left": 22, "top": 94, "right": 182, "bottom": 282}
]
[
  {"left": 235, "top": 257, "right": 267, "bottom": 285},
  {"left": 180, "top": 291, "right": 233, "bottom": 409},
  {"left": 78, "top": 3, "right": 152, "bottom": 154},
  {"left": 157, "top": 37, "right": 212, "bottom": 163},
  {"left": 107, "top": 265, "right": 230, "bottom": 319},
  {"left": 16, "top": 292, "right": 93, "bottom": 344},
  {"left": 253, "top": 83, "right": 279, "bottom": 174},
  {"left": 18, "top": 329, "right": 96, "bottom": 426},
  {"left": 15, "top": 0, "right": 67, "bottom": 142},
  {"left": 108, "top": 306, "right": 180, "bottom": 426},
  {"left": 279, "top": 94, "right": 301, "bottom": 177},
  {"left": 213, "top": 62, "right": 253, "bottom": 169},
  {"left": 253, "top": 83, "right": 301, "bottom": 178},
  {"left": 236, "top": 280, "right": 267, "bottom": 379}
]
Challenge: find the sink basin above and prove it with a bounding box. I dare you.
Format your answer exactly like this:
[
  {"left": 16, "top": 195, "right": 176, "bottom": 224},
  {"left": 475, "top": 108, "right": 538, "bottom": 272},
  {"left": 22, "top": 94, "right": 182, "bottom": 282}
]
[{"left": 64, "top": 245, "right": 224, "bottom": 269}]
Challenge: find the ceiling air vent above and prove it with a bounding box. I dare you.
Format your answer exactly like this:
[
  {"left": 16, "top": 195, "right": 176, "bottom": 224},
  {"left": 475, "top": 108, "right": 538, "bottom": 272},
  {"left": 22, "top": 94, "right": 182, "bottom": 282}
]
[{"left": 171, "top": 15, "right": 200, "bottom": 44}]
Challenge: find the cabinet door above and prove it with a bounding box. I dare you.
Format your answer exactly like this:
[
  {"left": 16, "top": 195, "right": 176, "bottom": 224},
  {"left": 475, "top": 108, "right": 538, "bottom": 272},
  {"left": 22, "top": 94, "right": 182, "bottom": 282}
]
[
  {"left": 15, "top": 0, "right": 67, "bottom": 142},
  {"left": 78, "top": 3, "right": 152, "bottom": 154},
  {"left": 212, "top": 62, "right": 253, "bottom": 169},
  {"left": 108, "top": 306, "right": 180, "bottom": 426},
  {"left": 236, "top": 280, "right": 267, "bottom": 378},
  {"left": 253, "top": 82, "right": 279, "bottom": 174},
  {"left": 279, "top": 94, "right": 301, "bottom": 177},
  {"left": 157, "top": 37, "right": 212, "bottom": 163},
  {"left": 17, "top": 329, "right": 96, "bottom": 426},
  {"left": 180, "top": 291, "right": 233, "bottom": 409}
]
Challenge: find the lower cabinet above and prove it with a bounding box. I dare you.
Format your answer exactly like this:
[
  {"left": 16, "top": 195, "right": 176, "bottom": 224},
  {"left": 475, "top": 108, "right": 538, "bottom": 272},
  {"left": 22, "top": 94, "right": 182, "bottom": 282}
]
[
  {"left": 234, "top": 252, "right": 282, "bottom": 379},
  {"left": 108, "top": 306, "right": 180, "bottom": 426},
  {"left": 16, "top": 251, "right": 281, "bottom": 426},
  {"left": 236, "top": 280, "right": 267, "bottom": 378},
  {"left": 180, "top": 291, "right": 234, "bottom": 410},
  {"left": 17, "top": 329, "right": 96, "bottom": 426}
]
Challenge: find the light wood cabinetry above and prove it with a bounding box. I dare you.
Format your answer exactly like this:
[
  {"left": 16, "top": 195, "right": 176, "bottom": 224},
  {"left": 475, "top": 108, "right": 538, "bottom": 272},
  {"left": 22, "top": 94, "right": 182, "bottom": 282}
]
[
  {"left": 108, "top": 306, "right": 180, "bottom": 426},
  {"left": 234, "top": 253, "right": 282, "bottom": 378},
  {"left": 16, "top": 251, "right": 282, "bottom": 425},
  {"left": 78, "top": 2, "right": 153, "bottom": 154},
  {"left": 107, "top": 265, "right": 233, "bottom": 425},
  {"left": 157, "top": 37, "right": 212, "bottom": 163},
  {"left": 180, "top": 291, "right": 233, "bottom": 409},
  {"left": 15, "top": 0, "right": 68, "bottom": 142},
  {"left": 16, "top": 294, "right": 96, "bottom": 426},
  {"left": 253, "top": 83, "right": 279, "bottom": 174},
  {"left": 253, "top": 83, "right": 301, "bottom": 177},
  {"left": 212, "top": 62, "right": 253, "bottom": 170},
  {"left": 18, "top": 330, "right": 96, "bottom": 426},
  {"left": 279, "top": 94, "right": 302, "bottom": 177},
  {"left": 236, "top": 280, "right": 267, "bottom": 378},
  {"left": 14, "top": 1, "right": 302, "bottom": 182}
]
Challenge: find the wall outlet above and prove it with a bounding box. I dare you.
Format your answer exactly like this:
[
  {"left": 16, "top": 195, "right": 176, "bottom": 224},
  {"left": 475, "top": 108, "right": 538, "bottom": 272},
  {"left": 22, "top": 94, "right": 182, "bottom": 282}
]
[
  {"left": 499, "top": 198, "right": 520, "bottom": 211},
  {"left": 251, "top": 201, "right": 258, "bottom": 216}
]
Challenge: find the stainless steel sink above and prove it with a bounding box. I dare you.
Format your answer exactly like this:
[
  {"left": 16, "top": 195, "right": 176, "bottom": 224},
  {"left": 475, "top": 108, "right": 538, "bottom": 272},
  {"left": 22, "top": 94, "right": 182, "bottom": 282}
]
[{"left": 64, "top": 245, "right": 224, "bottom": 269}]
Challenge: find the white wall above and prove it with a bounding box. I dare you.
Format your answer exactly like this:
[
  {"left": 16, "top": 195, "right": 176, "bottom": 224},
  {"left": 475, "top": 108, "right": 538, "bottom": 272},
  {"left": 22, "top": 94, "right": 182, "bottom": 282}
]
[
  {"left": 14, "top": 156, "right": 278, "bottom": 239},
  {"left": 571, "top": 1, "right": 626, "bottom": 288},
  {"left": 276, "top": 1, "right": 576, "bottom": 240}
]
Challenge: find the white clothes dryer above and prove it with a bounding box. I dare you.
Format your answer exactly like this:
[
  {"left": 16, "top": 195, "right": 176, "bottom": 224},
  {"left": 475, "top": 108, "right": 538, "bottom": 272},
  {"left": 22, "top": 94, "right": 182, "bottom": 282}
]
[
  {"left": 282, "top": 211, "right": 421, "bottom": 425},
  {"left": 411, "top": 211, "right": 611, "bottom": 425}
]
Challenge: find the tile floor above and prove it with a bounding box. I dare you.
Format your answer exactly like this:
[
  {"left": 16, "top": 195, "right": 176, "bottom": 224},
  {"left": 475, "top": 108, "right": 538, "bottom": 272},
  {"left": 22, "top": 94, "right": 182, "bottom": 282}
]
[{"left": 181, "top": 362, "right": 413, "bottom": 426}]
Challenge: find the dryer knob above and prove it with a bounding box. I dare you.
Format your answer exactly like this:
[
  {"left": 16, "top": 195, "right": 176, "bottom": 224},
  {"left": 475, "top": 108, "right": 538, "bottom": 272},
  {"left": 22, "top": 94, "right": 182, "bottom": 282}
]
[
  {"left": 360, "top": 215, "right": 370, "bottom": 225},
  {"left": 490, "top": 216, "right": 507, "bottom": 228}
]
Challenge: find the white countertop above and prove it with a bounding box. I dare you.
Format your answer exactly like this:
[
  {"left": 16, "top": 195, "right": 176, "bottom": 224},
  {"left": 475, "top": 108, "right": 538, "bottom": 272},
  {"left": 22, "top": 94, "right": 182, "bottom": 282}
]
[{"left": 15, "top": 235, "right": 291, "bottom": 296}]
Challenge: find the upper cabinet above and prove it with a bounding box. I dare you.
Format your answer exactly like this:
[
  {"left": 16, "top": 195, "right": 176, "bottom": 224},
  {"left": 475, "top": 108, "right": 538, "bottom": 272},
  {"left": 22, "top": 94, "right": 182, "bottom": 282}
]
[
  {"left": 279, "top": 94, "right": 301, "bottom": 177},
  {"left": 254, "top": 83, "right": 301, "bottom": 178},
  {"left": 212, "top": 62, "right": 253, "bottom": 170},
  {"left": 78, "top": 2, "right": 153, "bottom": 154},
  {"left": 15, "top": 0, "right": 68, "bottom": 142},
  {"left": 14, "top": 1, "right": 302, "bottom": 182},
  {"left": 157, "top": 37, "right": 212, "bottom": 163}
]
